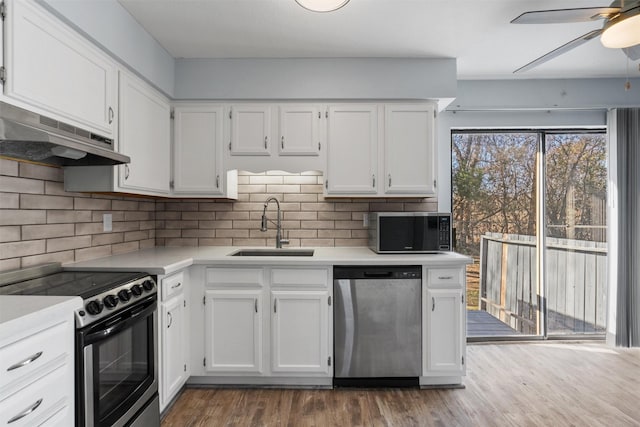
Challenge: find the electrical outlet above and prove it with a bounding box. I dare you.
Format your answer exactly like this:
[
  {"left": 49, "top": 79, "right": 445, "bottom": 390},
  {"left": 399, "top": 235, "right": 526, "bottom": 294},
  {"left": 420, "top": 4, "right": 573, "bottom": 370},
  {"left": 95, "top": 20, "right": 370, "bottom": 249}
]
[
  {"left": 363, "top": 213, "right": 369, "bottom": 227},
  {"left": 103, "top": 213, "right": 112, "bottom": 232}
]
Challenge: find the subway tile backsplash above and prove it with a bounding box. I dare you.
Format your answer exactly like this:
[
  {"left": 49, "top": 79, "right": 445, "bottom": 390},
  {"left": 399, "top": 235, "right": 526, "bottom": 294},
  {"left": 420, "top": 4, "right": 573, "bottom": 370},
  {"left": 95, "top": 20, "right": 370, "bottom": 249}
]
[{"left": 0, "top": 161, "right": 437, "bottom": 271}]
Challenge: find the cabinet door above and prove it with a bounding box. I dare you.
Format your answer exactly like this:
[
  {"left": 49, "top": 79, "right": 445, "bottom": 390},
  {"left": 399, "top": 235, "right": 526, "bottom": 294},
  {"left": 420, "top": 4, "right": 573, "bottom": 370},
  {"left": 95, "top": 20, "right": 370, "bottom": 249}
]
[
  {"left": 271, "top": 291, "right": 330, "bottom": 374},
  {"left": 326, "top": 105, "right": 378, "bottom": 194},
  {"left": 161, "top": 294, "right": 186, "bottom": 408},
  {"left": 230, "top": 105, "right": 271, "bottom": 155},
  {"left": 384, "top": 104, "right": 436, "bottom": 195},
  {"left": 279, "top": 105, "right": 321, "bottom": 156},
  {"left": 4, "top": 0, "right": 117, "bottom": 138},
  {"left": 204, "top": 290, "right": 263, "bottom": 373},
  {"left": 173, "top": 105, "right": 224, "bottom": 195},
  {"left": 425, "top": 288, "right": 464, "bottom": 374},
  {"left": 118, "top": 71, "right": 170, "bottom": 195}
]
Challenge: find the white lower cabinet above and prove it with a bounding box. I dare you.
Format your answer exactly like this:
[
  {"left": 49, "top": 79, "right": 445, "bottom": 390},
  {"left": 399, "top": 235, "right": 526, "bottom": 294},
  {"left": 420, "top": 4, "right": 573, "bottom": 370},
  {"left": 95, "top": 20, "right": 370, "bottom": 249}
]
[
  {"left": 159, "top": 271, "right": 189, "bottom": 412},
  {"left": 204, "top": 289, "right": 263, "bottom": 373},
  {"left": 271, "top": 290, "right": 329, "bottom": 374},
  {"left": 202, "top": 266, "right": 332, "bottom": 381},
  {"left": 423, "top": 267, "right": 466, "bottom": 382}
]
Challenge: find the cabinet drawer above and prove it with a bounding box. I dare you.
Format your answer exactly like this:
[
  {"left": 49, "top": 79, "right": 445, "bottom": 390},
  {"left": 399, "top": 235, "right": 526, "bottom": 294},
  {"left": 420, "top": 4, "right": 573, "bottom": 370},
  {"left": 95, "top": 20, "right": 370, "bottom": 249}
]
[
  {"left": 0, "top": 321, "right": 69, "bottom": 388},
  {"left": 206, "top": 268, "right": 264, "bottom": 287},
  {"left": 0, "top": 364, "right": 70, "bottom": 427},
  {"left": 271, "top": 268, "right": 329, "bottom": 288},
  {"left": 428, "top": 268, "right": 463, "bottom": 287},
  {"left": 162, "top": 271, "right": 185, "bottom": 300}
]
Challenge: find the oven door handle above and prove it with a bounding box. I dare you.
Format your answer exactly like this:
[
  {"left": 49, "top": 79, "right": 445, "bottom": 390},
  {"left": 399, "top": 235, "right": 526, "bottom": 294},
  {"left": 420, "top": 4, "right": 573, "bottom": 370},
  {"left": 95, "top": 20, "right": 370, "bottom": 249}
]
[{"left": 83, "top": 296, "right": 156, "bottom": 345}]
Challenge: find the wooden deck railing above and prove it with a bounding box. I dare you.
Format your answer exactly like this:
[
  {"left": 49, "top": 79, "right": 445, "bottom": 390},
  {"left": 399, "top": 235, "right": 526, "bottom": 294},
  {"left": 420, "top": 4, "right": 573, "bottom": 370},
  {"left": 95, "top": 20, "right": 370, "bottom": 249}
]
[{"left": 479, "top": 232, "right": 607, "bottom": 335}]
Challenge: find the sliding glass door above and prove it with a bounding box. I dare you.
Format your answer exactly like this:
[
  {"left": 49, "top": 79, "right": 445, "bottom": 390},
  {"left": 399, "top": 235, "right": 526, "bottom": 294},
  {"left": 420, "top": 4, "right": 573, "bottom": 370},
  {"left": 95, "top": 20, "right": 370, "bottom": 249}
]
[{"left": 452, "top": 129, "right": 607, "bottom": 339}]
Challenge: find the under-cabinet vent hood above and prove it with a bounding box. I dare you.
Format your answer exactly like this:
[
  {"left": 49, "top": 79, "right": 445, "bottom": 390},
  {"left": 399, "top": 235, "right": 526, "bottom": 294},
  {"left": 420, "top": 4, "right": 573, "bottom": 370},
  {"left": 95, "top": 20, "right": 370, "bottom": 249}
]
[{"left": 0, "top": 101, "right": 130, "bottom": 166}]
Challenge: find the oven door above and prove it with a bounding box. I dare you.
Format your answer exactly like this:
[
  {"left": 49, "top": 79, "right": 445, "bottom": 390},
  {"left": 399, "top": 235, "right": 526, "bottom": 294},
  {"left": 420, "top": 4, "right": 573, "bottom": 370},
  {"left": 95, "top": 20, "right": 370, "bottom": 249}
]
[{"left": 77, "top": 294, "right": 158, "bottom": 427}]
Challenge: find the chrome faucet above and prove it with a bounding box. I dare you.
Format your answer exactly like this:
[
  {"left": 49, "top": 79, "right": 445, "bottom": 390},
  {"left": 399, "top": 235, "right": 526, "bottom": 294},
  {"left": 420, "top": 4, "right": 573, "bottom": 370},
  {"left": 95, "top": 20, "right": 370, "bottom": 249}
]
[{"left": 260, "top": 196, "right": 289, "bottom": 248}]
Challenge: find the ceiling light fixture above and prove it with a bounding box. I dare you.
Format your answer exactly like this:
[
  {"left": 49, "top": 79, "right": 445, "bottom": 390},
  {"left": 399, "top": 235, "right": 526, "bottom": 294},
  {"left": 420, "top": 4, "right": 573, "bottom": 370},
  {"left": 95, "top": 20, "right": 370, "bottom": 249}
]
[
  {"left": 295, "top": 0, "right": 350, "bottom": 13},
  {"left": 601, "top": 7, "right": 640, "bottom": 48}
]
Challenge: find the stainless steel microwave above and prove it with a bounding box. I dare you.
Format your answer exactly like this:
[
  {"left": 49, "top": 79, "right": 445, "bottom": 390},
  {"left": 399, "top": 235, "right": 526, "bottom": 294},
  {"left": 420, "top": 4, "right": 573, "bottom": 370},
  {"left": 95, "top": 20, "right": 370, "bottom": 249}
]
[{"left": 368, "top": 212, "right": 452, "bottom": 253}]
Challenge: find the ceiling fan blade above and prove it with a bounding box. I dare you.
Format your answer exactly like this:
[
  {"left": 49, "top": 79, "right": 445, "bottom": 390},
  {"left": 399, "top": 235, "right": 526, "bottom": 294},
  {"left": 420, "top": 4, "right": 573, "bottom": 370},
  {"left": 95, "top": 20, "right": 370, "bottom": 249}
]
[
  {"left": 511, "top": 7, "right": 619, "bottom": 24},
  {"left": 514, "top": 29, "right": 603, "bottom": 73}
]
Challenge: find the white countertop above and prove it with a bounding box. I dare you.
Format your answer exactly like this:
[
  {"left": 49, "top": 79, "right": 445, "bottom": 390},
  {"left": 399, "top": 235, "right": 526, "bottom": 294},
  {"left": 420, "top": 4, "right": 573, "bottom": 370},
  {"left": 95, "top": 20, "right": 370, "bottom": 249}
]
[
  {"left": 0, "top": 295, "right": 82, "bottom": 338},
  {"left": 65, "top": 246, "right": 473, "bottom": 275}
]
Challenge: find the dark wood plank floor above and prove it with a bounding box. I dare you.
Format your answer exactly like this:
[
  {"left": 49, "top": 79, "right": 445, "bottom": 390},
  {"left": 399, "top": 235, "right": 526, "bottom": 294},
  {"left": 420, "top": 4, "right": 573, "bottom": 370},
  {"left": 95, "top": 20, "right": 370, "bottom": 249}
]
[{"left": 162, "top": 342, "right": 640, "bottom": 427}]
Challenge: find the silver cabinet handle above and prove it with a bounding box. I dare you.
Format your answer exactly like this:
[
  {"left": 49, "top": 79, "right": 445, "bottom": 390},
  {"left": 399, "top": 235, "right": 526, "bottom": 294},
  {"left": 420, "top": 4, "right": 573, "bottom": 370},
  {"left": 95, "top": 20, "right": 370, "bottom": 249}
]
[
  {"left": 8, "top": 399, "right": 43, "bottom": 424},
  {"left": 7, "top": 351, "right": 43, "bottom": 371},
  {"left": 254, "top": 299, "right": 258, "bottom": 313},
  {"left": 432, "top": 297, "right": 435, "bottom": 311},
  {"left": 108, "top": 107, "right": 114, "bottom": 124},
  {"left": 281, "top": 135, "right": 285, "bottom": 149},
  {"left": 274, "top": 299, "right": 277, "bottom": 313},
  {"left": 388, "top": 174, "right": 392, "bottom": 187},
  {"left": 438, "top": 276, "right": 453, "bottom": 280},
  {"left": 171, "top": 282, "right": 182, "bottom": 289},
  {"left": 167, "top": 312, "right": 172, "bottom": 328},
  {"left": 372, "top": 174, "right": 376, "bottom": 187},
  {"left": 264, "top": 136, "right": 268, "bottom": 149},
  {"left": 124, "top": 164, "right": 130, "bottom": 180},
  {"left": 216, "top": 175, "right": 220, "bottom": 188}
]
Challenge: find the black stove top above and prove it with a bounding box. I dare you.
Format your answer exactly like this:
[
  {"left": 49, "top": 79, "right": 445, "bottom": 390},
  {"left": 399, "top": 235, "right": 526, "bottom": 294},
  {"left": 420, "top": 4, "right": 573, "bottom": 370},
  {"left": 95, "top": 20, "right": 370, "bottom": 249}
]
[{"left": 0, "top": 270, "right": 149, "bottom": 299}]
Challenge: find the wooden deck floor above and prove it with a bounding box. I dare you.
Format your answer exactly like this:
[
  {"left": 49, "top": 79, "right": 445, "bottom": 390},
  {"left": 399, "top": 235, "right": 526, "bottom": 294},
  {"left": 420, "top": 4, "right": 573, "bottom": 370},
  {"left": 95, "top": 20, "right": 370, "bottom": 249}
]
[
  {"left": 162, "top": 342, "right": 640, "bottom": 426},
  {"left": 467, "top": 310, "right": 520, "bottom": 337}
]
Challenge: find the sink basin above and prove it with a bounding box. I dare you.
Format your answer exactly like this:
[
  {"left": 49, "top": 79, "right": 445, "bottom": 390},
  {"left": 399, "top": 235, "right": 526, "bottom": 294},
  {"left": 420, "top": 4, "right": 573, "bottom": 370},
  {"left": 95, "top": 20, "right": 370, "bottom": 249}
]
[{"left": 230, "top": 249, "right": 315, "bottom": 257}]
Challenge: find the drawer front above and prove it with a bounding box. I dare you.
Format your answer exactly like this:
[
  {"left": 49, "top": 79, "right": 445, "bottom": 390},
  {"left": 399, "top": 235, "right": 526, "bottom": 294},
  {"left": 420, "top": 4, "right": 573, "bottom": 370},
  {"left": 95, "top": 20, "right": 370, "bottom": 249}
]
[
  {"left": 162, "top": 271, "right": 185, "bottom": 300},
  {"left": 0, "top": 364, "right": 70, "bottom": 427},
  {"left": 271, "top": 268, "right": 329, "bottom": 288},
  {"left": 428, "top": 268, "right": 463, "bottom": 287},
  {"left": 0, "top": 321, "right": 70, "bottom": 388},
  {"left": 206, "top": 268, "right": 264, "bottom": 287}
]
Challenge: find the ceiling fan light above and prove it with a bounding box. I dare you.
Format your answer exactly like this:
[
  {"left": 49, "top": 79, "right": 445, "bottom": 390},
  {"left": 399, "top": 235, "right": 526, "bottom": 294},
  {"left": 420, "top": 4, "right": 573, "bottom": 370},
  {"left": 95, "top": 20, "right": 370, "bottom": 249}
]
[
  {"left": 601, "top": 9, "right": 640, "bottom": 48},
  {"left": 295, "top": 0, "right": 350, "bottom": 12}
]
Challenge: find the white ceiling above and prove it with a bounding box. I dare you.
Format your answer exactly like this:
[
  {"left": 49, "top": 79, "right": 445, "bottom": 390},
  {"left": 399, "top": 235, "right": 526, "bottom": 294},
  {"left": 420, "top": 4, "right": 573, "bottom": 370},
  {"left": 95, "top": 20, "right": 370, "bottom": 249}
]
[{"left": 118, "top": 0, "right": 640, "bottom": 80}]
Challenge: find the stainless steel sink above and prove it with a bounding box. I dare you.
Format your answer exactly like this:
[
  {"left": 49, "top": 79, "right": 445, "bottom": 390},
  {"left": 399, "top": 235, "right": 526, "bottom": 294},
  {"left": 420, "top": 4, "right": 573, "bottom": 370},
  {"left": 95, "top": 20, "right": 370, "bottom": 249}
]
[{"left": 230, "top": 249, "right": 315, "bottom": 257}]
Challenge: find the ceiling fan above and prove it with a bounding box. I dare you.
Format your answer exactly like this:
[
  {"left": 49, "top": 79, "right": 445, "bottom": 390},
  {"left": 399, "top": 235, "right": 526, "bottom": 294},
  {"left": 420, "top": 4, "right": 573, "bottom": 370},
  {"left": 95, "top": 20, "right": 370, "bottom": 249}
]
[{"left": 511, "top": 0, "right": 640, "bottom": 73}]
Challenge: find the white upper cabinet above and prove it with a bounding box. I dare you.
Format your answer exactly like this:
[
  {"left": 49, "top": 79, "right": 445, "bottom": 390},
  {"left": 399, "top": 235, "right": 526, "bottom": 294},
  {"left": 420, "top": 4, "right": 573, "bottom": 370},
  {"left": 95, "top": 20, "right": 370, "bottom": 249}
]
[
  {"left": 117, "top": 71, "right": 170, "bottom": 194},
  {"left": 325, "top": 104, "right": 378, "bottom": 195},
  {"left": 173, "top": 104, "right": 236, "bottom": 198},
  {"left": 384, "top": 104, "right": 436, "bottom": 195},
  {"left": 2, "top": 0, "right": 117, "bottom": 139},
  {"left": 278, "top": 105, "right": 321, "bottom": 156},
  {"left": 229, "top": 104, "right": 271, "bottom": 156}
]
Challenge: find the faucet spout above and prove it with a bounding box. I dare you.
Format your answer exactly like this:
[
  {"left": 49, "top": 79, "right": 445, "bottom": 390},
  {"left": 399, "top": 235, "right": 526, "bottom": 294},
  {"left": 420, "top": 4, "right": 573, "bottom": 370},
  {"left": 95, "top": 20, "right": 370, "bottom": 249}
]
[{"left": 260, "top": 197, "right": 288, "bottom": 248}]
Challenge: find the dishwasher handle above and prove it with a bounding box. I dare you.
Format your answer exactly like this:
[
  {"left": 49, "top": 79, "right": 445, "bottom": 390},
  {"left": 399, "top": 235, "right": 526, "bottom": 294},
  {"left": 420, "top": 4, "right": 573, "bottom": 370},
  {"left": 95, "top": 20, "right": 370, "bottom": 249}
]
[{"left": 363, "top": 271, "right": 393, "bottom": 278}]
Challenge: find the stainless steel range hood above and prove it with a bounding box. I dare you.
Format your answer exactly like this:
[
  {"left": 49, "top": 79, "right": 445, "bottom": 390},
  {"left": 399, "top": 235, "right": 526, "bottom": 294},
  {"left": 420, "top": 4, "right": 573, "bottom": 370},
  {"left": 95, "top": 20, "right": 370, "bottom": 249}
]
[{"left": 0, "top": 101, "right": 130, "bottom": 166}]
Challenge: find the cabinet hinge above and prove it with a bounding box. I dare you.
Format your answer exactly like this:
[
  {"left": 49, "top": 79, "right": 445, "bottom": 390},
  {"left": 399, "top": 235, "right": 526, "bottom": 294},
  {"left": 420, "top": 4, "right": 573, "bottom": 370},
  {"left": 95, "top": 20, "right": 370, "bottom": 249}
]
[
  {"left": 228, "top": 141, "right": 232, "bottom": 151},
  {"left": 203, "top": 296, "right": 206, "bottom": 306},
  {"left": 169, "top": 180, "right": 174, "bottom": 189},
  {"left": 0, "top": 2, "right": 5, "bottom": 21},
  {"left": 184, "top": 300, "right": 186, "bottom": 308},
  {"left": 318, "top": 111, "right": 321, "bottom": 119},
  {"left": 203, "top": 358, "right": 206, "bottom": 367},
  {"left": 229, "top": 109, "right": 232, "bottom": 119},
  {"left": 462, "top": 294, "right": 465, "bottom": 304},
  {"left": 325, "top": 110, "right": 328, "bottom": 119},
  {"left": 328, "top": 356, "right": 332, "bottom": 367},
  {"left": 434, "top": 109, "right": 437, "bottom": 119},
  {"left": 434, "top": 180, "right": 437, "bottom": 188},
  {"left": 318, "top": 142, "right": 321, "bottom": 151},
  {"left": 325, "top": 179, "right": 328, "bottom": 190},
  {"left": 170, "top": 110, "right": 175, "bottom": 120},
  {"left": 462, "top": 355, "right": 465, "bottom": 365},
  {"left": 0, "top": 67, "right": 6, "bottom": 85},
  {"left": 184, "top": 364, "right": 187, "bottom": 372},
  {"left": 328, "top": 296, "right": 332, "bottom": 306}
]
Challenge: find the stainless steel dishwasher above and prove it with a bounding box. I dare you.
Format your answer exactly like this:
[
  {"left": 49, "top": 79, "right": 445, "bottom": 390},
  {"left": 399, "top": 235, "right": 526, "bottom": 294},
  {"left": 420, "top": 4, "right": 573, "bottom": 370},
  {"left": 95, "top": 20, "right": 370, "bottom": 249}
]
[{"left": 333, "top": 266, "right": 421, "bottom": 387}]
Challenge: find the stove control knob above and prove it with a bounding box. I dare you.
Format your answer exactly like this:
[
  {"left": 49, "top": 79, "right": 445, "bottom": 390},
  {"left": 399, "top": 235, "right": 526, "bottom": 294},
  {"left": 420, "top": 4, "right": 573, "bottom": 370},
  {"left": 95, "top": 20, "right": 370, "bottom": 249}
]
[
  {"left": 142, "top": 280, "right": 155, "bottom": 291},
  {"left": 103, "top": 295, "right": 118, "bottom": 309},
  {"left": 118, "top": 289, "right": 132, "bottom": 302},
  {"left": 131, "top": 284, "right": 143, "bottom": 297},
  {"left": 86, "top": 300, "right": 104, "bottom": 316}
]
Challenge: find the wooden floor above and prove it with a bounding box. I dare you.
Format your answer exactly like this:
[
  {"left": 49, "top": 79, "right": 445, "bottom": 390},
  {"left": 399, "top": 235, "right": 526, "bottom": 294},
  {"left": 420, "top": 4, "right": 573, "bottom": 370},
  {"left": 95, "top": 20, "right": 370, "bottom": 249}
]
[
  {"left": 467, "top": 310, "right": 520, "bottom": 337},
  {"left": 162, "top": 342, "right": 640, "bottom": 427}
]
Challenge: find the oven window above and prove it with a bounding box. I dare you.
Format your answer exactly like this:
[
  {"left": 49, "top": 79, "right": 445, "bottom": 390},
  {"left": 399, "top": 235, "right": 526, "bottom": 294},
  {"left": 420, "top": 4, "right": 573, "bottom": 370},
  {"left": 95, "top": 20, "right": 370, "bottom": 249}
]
[{"left": 93, "top": 313, "right": 154, "bottom": 424}]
